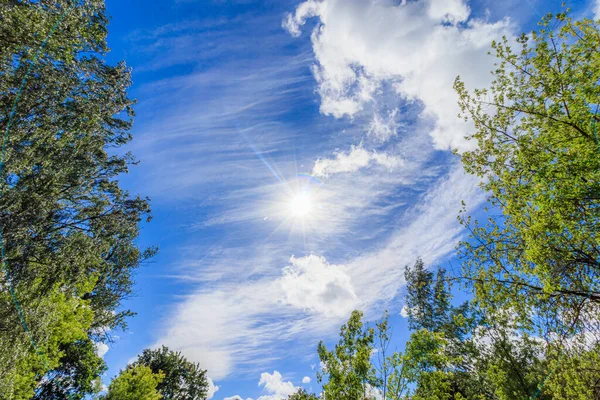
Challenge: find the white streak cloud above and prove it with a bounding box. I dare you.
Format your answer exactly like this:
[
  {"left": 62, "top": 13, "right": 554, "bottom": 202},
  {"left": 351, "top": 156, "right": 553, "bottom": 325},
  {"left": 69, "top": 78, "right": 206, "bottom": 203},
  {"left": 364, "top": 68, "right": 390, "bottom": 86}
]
[{"left": 312, "top": 145, "right": 403, "bottom": 177}]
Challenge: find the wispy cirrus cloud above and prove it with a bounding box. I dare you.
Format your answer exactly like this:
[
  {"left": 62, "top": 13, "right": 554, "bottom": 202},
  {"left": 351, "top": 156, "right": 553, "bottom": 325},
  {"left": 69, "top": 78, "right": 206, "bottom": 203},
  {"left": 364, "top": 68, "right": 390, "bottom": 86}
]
[
  {"left": 130, "top": 0, "right": 499, "bottom": 386},
  {"left": 155, "top": 162, "right": 484, "bottom": 380}
]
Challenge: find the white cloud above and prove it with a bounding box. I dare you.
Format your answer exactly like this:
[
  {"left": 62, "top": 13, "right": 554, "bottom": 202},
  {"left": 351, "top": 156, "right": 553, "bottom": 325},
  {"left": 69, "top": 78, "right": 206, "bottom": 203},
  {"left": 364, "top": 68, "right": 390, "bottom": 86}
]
[
  {"left": 280, "top": 255, "right": 357, "bottom": 316},
  {"left": 595, "top": 0, "right": 600, "bottom": 19},
  {"left": 94, "top": 342, "right": 109, "bottom": 359},
  {"left": 368, "top": 109, "right": 398, "bottom": 142},
  {"left": 257, "top": 371, "right": 298, "bottom": 400},
  {"left": 224, "top": 371, "right": 297, "bottom": 400},
  {"left": 312, "top": 145, "right": 403, "bottom": 177},
  {"left": 156, "top": 162, "right": 484, "bottom": 380},
  {"left": 206, "top": 377, "right": 220, "bottom": 399},
  {"left": 283, "top": 0, "right": 323, "bottom": 37},
  {"left": 400, "top": 304, "right": 410, "bottom": 318},
  {"left": 427, "top": 0, "right": 470, "bottom": 25},
  {"left": 302, "top": 376, "right": 311, "bottom": 384},
  {"left": 345, "top": 164, "right": 484, "bottom": 311},
  {"left": 284, "top": 0, "right": 514, "bottom": 150}
]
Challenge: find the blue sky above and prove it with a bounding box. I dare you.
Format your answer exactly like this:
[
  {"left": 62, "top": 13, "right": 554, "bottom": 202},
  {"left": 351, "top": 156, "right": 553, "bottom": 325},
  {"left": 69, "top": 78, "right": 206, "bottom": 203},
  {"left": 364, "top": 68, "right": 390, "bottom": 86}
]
[{"left": 101, "top": 0, "right": 595, "bottom": 398}]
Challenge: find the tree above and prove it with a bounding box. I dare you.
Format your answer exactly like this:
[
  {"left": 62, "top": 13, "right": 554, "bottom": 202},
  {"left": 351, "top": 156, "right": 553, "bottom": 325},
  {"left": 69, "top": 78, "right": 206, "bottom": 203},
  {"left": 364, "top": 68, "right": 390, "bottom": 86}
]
[
  {"left": 455, "top": 10, "right": 600, "bottom": 337},
  {"left": 0, "top": 277, "right": 97, "bottom": 399},
  {"left": 133, "top": 346, "right": 209, "bottom": 400},
  {"left": 0, "top": 0, "right": 153, "bottom": 396},
  {"left": 288, "top": 389, "right": 319, "bottom": 400},
  {"left": 317, "top": 310, "right": 380, "bottom": 400},
  {"left": 104, "top": 365, "right": 164, "bottom": 400},
  {"left": 455, "top": 10, "right": 600, "bottom": 398},
  {"left": 33, "top": 338, "right": 106, "bottom": 399}
]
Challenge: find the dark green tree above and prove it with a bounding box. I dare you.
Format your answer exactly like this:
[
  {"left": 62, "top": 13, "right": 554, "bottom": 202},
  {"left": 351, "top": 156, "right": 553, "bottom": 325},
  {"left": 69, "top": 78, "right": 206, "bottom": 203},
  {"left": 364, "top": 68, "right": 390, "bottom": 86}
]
[
  {"left": 33, "top": 339, "right": 106, "bottom": 399},
  {"left": 0, "top": 0, "right": 153, "bottom": 397},
  {"left": 133, "top": 346, "right": 209, "bottom": 400}
]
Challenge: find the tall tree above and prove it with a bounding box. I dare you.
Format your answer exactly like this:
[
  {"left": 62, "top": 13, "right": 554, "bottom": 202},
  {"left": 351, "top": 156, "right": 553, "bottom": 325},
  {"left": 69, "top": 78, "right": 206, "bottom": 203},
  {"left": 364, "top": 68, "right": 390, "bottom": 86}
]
[
  {"left": 317, "top": 310, "right": 380, "bottom": 400},
  {"left": 455, "top": 10, "right": 600, "bottom": 398},
  {"left": 455, "top": 10, "right": 600, "bottom": 337},
  {"left": 0, "top": 0, "right": 153, "bottom": 397}
]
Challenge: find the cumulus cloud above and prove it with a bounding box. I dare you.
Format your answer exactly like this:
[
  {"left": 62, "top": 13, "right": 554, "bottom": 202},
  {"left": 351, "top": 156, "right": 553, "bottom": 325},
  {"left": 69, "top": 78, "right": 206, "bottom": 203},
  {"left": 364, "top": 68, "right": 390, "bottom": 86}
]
[
  {"left": 595, "top": 0, "right": 600, "bottom": 19},
  {"left": 400, "top": 304, "right": 410, "bottom": 318},
  {"left": 280, "top": 255, "right": 358, "bottom": 316},
  {"left": 302, "top": 376, "right": 311, "bottom": 384},
  {"left": 206, "top": 377, "right": 220, "bottom": 399},
  {"left": 312, "top": 145, "right": 403, "bottom": 177},
  {"left": 225, "top": 371, "right": 297, "bottom": 400},
  {"left": 94, "top": 342, "right": 109, "bottom": 359},
  {"left": 284, "top": 0, "right": 514, "bottom": 150},
  {"left": 257, "top": 371, "right": 298, "bottom": 400}
]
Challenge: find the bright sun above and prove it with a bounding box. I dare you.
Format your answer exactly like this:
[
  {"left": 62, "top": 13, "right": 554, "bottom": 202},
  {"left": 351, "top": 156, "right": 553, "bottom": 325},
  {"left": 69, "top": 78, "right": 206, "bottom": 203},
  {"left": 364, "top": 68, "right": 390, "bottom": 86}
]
[{"left": 289, "top": 192, "right": 312, "bottom": 218}]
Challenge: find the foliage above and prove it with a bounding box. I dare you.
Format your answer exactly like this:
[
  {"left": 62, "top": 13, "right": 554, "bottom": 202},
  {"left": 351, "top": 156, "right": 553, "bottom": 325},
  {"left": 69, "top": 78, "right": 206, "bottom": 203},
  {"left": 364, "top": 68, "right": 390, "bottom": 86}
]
[
  {"left": 0, "top": 277, "right": 96, "bottom": 399},
  {"left": 104, "top": 365, "right": 164, "bottom": 400},
  {"left": 455, "top": 10, "right": 600, "bottom": 398},
  {"left": 455, "top": 10, "right": 600, "bottom": 340},
  {"left": 133, "top": 346, "right": 209, "bottom": 400},
  {"left": 288, "top": 388, "right": 320, "bottom": 400},
  {"left": 33, "top": 338, "right": 106, "bottom": 399},
  {"left": 0, "top": 0, "right": 152, "bottom": 396},
  {"left": 317, "top": 310, "right": 380, "bottom": 400}
]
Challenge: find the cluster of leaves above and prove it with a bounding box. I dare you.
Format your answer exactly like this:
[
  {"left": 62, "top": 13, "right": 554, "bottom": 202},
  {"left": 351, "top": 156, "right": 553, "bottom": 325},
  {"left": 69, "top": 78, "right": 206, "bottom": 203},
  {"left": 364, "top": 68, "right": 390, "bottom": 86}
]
[{"left": 0, "top": 0, "right": 156, "bottom": 398}]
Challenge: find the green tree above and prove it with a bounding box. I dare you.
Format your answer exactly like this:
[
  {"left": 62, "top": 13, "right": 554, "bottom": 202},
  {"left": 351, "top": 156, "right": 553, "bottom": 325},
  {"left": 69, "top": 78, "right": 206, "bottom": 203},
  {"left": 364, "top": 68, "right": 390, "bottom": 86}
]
[
  {"left": 288, "top": 388, "right": 319, "bottom": 400},
  {"left": 104, "top": 365, "right": 164, "bottom": 400},
  {"left": 317, "top": 310, "right": 379, "bottom": 400},
  {"left": 0, "top": 277, "right": 97, "bottom": 399},
  {"left": 454, "top": 10, "right": 600, "bottom": 398},
  {"left": 455, "top": 10, "right": 600, "bottom": 338},
  {"left": 133, "top": 346, "right": 209, "bottom": 400},
  {"left": 0, "top": 0, "right": 153, "bottom": 396},
  {"left": 33, "top": 338, "right": 106, "bottom": 399}
]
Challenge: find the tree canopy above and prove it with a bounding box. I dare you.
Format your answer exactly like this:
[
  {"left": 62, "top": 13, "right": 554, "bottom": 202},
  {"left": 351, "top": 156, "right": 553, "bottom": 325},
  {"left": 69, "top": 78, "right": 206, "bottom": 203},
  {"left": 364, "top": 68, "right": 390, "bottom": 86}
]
[
  {"left": 104, "top": 365, "right": 164, "bottom": 400},
  {"left": 132, "top": 346, "right": 209, "bottom": 400},
  {"left": 0, "top": 0, "right": 154, "bottom": 397}
]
